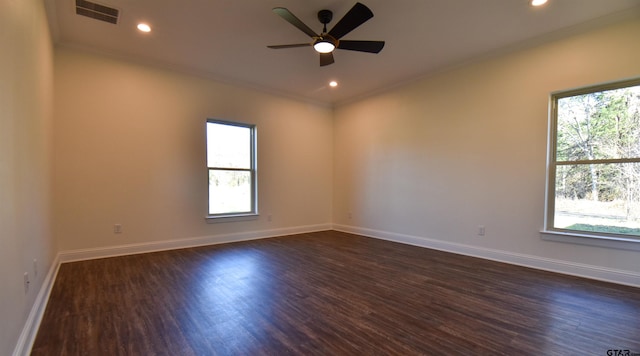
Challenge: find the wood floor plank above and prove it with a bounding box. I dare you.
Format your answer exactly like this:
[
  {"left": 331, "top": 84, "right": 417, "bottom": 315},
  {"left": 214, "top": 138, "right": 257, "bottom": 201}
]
[{"left": 32, "top": 231, "right": 640, "bottom": 355}]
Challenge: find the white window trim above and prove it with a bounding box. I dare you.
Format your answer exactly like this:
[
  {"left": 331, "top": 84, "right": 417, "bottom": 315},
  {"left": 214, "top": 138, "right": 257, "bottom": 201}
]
[
  {"left": 540, "top": 230, "right": 640, "bottom": 252},
  {"left": 542, "top": 77, "right": 640, "bottom": 248},
  {"left": 205, "top": 213, "right": 259, "bottom": 223},
  {"left": 205, "top": 119, "right": 258, "bottom": 221}
]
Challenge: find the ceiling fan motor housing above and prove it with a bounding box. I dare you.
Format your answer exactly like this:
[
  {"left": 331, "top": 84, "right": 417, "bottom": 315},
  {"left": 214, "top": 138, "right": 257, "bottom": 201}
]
[{"left": 318, "top": 10, "right": 333, "bottom": 26}]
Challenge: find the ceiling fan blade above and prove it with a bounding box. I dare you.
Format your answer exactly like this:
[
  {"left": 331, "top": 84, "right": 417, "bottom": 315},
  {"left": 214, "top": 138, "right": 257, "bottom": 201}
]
[
  {"left": 273, "top": 7, "right": 318, "bottom": 38},
  {"left": 267, "top": 43, "right": 312, "bottom": 49},
  {"left": 337, "top": 40, "right": 385, "bottom": 53},
  {"left": 328, "top": 2, "right": 373, "bottom": 40},
  {"left": 320, "top": 52, "right": 334, "bottom": 66}
]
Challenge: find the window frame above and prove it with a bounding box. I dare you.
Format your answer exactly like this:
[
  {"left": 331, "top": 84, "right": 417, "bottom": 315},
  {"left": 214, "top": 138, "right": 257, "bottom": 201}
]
[
  {"left": 544, "top": 77, "right": 640, "bottom": 244},
  {"left": 205, "top": 119, "right": 258, "bottom": 221}
]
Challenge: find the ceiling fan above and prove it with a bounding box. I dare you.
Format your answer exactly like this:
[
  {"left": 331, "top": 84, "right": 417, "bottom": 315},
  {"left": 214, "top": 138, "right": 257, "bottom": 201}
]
[{"left": 267, "top": 2, "right": 385, "bottom": 66}]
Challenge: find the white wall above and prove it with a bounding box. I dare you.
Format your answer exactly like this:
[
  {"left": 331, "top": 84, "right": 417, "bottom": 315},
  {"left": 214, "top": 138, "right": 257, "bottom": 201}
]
[
  {"left": 333, "top": 18, "right": 640, "bottom": 277},
  {"left": 53, "top": 48, "right": 333, "bottom": 252},
  {"left": 0, "top": 0, "right": 55, "bottom": 354}
]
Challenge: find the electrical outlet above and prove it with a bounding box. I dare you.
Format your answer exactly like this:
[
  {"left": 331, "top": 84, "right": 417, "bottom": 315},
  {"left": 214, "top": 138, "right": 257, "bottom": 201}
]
[
  {"left": 478, "top": 225, "right": 486, "bottom": 236},
  {"left": 23, "top": 272, "right": 30, "bottom": 294},
  {"left": 114, "top": 224, "right": 122, "bottom": 234}
]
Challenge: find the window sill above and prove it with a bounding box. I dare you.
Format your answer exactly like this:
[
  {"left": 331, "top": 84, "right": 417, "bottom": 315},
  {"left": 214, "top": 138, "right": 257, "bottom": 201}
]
[
  {"left": 206, "top": 214, "right": 259, "bottom": 224},
  {"left": 541, "top": 230, "right": 640, "bottom": 251}
]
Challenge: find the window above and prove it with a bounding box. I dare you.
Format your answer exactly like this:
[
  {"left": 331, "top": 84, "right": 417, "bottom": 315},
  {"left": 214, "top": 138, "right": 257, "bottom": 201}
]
[
  {"left": 206, "top": 119, "right": 257, "bottom": 218},
  {"left": 546, "top": 78, "right": 640, "bottom": 240}
]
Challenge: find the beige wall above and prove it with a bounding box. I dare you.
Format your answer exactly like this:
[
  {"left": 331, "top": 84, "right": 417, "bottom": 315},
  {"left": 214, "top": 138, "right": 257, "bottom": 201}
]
[
  {"left": 333, "top": 18, "right": 640, "bottom": 273},
  {"left": 0, "top": 0, "right": 55, "bottom": 354},
  {"left": 53, "top": 48, "right": 333, "bottom": 251}
]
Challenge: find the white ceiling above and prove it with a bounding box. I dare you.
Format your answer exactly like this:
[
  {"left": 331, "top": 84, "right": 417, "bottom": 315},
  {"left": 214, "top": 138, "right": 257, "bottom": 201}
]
[{"left": 45, "top": 0, "right": 640, "bottom": 106}]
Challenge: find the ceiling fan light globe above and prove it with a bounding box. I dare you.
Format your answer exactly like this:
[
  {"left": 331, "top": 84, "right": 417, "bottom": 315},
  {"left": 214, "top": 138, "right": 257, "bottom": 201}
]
[{"left": 314, "top": 41, "right": 335, "bottom": 53}]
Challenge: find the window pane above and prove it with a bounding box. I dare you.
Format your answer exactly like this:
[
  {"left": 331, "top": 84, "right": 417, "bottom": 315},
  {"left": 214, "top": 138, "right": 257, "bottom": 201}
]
[
  {"left": 209, "top": 170, "right": 252, "bottom": 215},
  {"left": 556, "top": 85, "right": 640, "bottom": 162},
  {"left": 207, "top": 122, "right": 251, "bottom": 169},
  {"left": 554, "top": 162, "right": 640, "bottom": 236}
]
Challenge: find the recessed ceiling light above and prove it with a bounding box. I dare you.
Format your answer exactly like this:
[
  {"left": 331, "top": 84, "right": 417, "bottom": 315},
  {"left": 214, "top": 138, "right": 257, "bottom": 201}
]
[
  {"left": 329, "top": 81, "right": 338, "bottom": 88},
  {"left": 530, "top": 0, "right": 548, "bottom": 6},
  {"left": 137, "top": 23, "right": 151, "bottom": 32}
]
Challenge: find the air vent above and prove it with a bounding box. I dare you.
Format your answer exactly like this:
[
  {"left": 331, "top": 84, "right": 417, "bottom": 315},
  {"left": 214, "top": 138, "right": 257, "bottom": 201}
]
[{"left": 75, "top": 0, "right": 119, "bottom": 24}]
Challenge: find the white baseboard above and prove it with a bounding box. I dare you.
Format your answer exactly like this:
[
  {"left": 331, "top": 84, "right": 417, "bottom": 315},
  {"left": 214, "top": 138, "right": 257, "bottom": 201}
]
[
  {"left": 333, "top": 224, "right": 640, "bottom": 288},
  {"left": 13, "top": 254, "right": 61, "bottom": 356},
  {"left": 59, "top": 223, "right": 332, "bottom": 263}
]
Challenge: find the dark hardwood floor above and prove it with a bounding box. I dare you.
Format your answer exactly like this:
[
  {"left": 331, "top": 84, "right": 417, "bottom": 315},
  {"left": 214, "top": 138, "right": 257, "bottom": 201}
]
[{"left": 32, "top": 231, "right": 640, "bottom": 355}]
